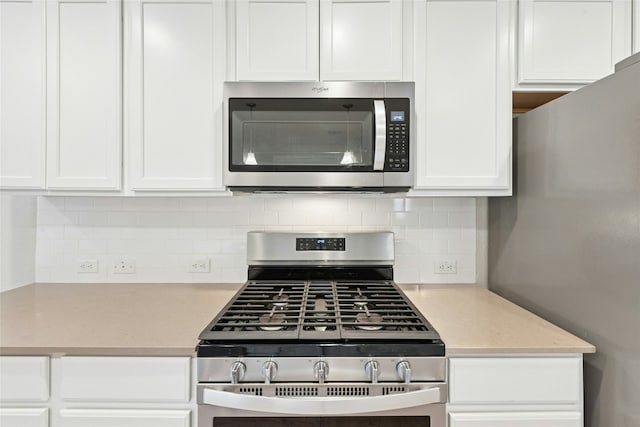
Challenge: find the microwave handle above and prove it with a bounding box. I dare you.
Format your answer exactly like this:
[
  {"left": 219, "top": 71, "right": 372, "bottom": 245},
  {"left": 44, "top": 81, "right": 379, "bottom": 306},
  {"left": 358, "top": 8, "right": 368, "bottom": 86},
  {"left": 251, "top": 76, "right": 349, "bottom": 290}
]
[{"left": 373, "top": 100, "right": 387, "bottom": 171}]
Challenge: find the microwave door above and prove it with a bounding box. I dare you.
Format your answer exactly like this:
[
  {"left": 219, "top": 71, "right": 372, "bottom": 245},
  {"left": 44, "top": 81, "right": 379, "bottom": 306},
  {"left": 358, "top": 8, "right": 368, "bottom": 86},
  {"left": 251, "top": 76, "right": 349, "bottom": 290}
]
[{"left": 373, "top": 100, "right": 387, "bottom": 171}]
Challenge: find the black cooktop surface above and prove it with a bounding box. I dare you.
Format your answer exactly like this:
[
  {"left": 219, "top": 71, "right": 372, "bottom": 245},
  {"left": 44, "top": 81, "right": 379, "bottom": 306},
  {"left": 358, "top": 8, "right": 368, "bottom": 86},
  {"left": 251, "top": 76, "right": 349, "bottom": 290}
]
[{"left": 197, "top": 280, "right": 444, "bottom": 357}]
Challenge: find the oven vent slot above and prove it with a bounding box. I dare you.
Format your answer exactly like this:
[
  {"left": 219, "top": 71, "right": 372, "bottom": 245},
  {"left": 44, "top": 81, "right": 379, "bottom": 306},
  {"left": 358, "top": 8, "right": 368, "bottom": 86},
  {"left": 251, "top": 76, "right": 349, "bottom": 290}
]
[
  {"left": 238, "top": 387, "right": 263, "bottom": 396},
  {"left": 327, "top": 386, "right": 370, "bottom": 396},
  {"left": 275, "top": 387, "right": 319, "bottom": 396},
  {"left": 382, "top": 386, "right": 406, "bottom": 395}
]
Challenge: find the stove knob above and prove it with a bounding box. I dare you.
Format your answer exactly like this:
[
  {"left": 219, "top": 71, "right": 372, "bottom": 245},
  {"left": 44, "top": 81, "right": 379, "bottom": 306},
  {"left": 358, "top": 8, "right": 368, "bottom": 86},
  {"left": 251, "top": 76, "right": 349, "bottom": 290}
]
[
  {"left": 365, "top": 360, "right": 380, "bottom": 384},
  {"left": 263, "top": 361, "right": 278, "bottom": 384},
  {"left": 230, "top": 361, "right": 246, "bottom": 384},
  {"left": 396, "top": 360, "right": 412, "bottom": 384},
  {"left": 314, "top": 361, "right": 329, "bottom": 384}
]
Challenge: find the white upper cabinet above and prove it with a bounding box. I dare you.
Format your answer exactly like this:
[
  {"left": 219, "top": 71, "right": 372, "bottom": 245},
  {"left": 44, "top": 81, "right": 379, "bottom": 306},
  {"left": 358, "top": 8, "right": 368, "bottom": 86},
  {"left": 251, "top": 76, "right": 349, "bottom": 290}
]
[
  {"left": 46, "top": 0, "right": 121, "bottom": 189},
  {"left": 413, "top": 0, "right": 512, "bottom": 194},
  {"left": 320, "top": 0, "right": 403, "bottom": 81},
  {"left": 0, "top": 0, "right": 46, "bottom": 189},
  {"left": 232, "top": 0, "right": 404, "bottom": 81},
  {"left": 235, "top": 0, "right": 319, "bottom": 81},
  {"left": 517, "top": 0, "right": 633, "bottom": 90},
  {"left": 126, "top": 0, "right": 225, "bottom": 190}
]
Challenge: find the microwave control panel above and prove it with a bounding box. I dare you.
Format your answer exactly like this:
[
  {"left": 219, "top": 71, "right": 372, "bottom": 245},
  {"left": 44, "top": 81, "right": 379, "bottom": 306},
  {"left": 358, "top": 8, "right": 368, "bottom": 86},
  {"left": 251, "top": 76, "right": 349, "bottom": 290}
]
[{"left": 384, "top": 99, "right": 410, "bottom": 172}]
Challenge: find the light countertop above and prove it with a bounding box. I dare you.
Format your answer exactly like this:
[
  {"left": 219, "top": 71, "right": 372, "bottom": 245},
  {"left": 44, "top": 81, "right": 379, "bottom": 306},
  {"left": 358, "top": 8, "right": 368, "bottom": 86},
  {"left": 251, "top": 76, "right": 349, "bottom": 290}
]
[{"left": 0, "top": 283, "right": 595, "bottom": 356}]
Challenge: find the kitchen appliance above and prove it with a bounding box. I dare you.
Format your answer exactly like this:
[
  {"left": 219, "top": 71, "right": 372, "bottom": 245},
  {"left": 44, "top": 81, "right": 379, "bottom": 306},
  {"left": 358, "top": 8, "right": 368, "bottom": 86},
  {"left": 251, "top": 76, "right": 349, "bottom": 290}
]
[
  {"left": 223, "top": 82, "right": 414, "bottom": 192},
  {"left": 489, "top": 51, "right": 640, "bottom": 427},
  {"left": 197, "top": 231, "right": 446, "bottom": 426}
]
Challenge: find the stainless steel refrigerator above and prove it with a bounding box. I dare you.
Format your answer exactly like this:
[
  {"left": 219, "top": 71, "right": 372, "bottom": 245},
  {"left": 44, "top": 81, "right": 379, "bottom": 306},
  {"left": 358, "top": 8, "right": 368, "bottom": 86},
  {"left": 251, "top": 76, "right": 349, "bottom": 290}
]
[{"left": 488, "top": 52, "right": 640, "bottom": 427}]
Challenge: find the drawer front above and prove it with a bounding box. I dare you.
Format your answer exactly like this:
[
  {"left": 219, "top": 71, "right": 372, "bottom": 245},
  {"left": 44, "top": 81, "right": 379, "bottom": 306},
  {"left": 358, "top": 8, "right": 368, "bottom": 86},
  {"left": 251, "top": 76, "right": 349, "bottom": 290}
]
[
  {"left": 0, "top": 408, "right": 48, "bottom": 427},
  {"left": 60, "top": 357, "right": 190, "bottom": 403},
  {"left": 449, "top": 356, "right": 582, "bottom": 405},
  {"left": 449, "top": 411, "right": 581, "bottom": 427},
  {"left": 59, "top": 409, "right": 190, "bottom": 427},
  {"left": 0, "top": 357, "right": 49, "bottom": 402}
]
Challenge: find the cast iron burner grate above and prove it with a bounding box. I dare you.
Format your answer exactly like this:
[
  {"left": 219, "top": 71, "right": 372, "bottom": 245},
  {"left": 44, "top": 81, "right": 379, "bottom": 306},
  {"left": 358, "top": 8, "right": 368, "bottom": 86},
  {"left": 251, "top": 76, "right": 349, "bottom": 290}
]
[{"left": 198, "top": 280, "right": 440, "bottom": 342}]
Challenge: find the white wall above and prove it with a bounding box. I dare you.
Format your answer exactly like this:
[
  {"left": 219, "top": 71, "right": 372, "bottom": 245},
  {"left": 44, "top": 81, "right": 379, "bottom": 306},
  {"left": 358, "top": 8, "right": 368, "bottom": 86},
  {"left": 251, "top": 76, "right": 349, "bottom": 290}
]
[
  {"left": 35, "top": 195, "right": 477, "bottom": 284},
  {"left": 0, "top": 194, "right": 37, "bottom": 292}
]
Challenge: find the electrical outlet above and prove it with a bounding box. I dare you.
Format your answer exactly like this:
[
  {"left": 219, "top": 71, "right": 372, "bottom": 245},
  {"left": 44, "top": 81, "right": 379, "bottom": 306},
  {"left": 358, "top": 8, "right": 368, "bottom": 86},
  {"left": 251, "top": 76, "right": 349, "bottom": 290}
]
[
  {"left": 434, "top": 259, "right": 457, "bottom": 274},
  {"left": 76, "top": 259, "right": 98, "bottom": 273},
  {"left": 189, "top": 258, "right": 211, "bottom": 273},
  {"left": 113, "top": 259, "right": 136, "bottom": 274}
]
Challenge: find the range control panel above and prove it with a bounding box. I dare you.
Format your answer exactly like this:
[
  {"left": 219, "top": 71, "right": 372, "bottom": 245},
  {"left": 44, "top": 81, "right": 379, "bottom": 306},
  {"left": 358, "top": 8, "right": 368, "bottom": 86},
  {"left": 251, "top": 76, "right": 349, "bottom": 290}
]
[
  {"left": 296, "top": 237, "right": 346, "bottom": 251},
  {"left": 384, "top": 98, "right": 410, "bottom": 172}
]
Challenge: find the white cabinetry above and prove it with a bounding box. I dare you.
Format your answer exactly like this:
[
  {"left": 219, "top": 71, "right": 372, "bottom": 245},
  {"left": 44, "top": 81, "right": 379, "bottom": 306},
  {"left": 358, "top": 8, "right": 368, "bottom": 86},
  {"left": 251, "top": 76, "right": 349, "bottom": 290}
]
[
  {"left": 0, "top": 357, "right": 49, "bottom": 427},
  {"left": 235, "top": 0, "right": 319, "bottom": 81},
  {"left": 320, "top": 0, "right": 403, "bottom": 81},
  {"left": 0, "top": 0, "right": 46, "bottom": 189},
  {"left": 125, "top": 0, "right": 225, "bottom": 191},
  {"left": 59, "top": 409, "right": 190, "bottom": 427},
  {"left": 46, "top": 0, "right": 121, "bottom": 189},
  {"left": 0, "top": 408, "right": 48, "bottom": 427},
  {"left": 412, "top": 0, "right": 511, "bottom": 195},
  {"left": 517, "top": 0, "right": 632, "bottom": 90},
  {"left": 448, "top": 355, "right": 584, "bottom": 427},
  {"left": 232, "top": 0, "right": 404, "bottom": 81}
]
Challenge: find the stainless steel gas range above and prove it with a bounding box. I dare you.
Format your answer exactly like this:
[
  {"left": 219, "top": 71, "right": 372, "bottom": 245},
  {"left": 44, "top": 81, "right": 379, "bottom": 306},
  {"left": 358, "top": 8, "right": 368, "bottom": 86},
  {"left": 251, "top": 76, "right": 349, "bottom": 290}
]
[{"left": 197, "top": 232, "right": 446, "bottom": 427}]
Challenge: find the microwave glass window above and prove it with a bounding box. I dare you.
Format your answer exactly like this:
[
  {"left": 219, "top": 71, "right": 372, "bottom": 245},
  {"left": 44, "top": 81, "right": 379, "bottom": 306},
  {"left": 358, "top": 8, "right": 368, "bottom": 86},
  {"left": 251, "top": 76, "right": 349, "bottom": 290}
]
[{"left": 229, "top": 99, "right": 375, "bottom": 171}]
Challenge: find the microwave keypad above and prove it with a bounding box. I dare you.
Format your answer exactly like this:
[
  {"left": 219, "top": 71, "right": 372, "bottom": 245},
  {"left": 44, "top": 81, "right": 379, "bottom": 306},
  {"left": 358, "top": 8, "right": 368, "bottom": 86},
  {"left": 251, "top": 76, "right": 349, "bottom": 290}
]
[{"left": 386, "top": 123, "right": 408, "bottom": 171}]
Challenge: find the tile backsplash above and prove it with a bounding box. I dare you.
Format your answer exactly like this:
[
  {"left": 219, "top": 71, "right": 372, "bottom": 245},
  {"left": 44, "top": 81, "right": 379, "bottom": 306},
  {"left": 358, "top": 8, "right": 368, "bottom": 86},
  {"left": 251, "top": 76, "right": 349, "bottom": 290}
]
[{"left": 35, "top": 196, "right": 476, "bottom": 284}]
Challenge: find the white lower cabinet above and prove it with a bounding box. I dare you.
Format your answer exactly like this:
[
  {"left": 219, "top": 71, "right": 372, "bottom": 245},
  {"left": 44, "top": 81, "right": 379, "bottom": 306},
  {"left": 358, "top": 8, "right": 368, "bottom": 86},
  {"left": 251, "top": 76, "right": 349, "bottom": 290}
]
[
  {"left": 60, "top": 357, "right": 191, "bottom": 403},
  {"left": 449, "top": 411, "right": 581, "bottom": 427},
  {"left": 0, "top": 357, "right": 50, "bottom": 403},
  {"left": 0, "top": 408, "right": 48, "bottom": 427},
  {"left": 59, "top": 409, "right": 190, "bottom": 427},
  {"left": 448, "top": 355, "right": 585, "bottom": 427}
]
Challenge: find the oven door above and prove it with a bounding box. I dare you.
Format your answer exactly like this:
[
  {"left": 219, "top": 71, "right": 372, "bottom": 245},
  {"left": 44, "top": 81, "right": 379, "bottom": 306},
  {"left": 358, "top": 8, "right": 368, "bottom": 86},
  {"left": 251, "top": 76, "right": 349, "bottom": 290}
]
[{"left": 197, "top": 383, "right": 446, "bottom": 427}]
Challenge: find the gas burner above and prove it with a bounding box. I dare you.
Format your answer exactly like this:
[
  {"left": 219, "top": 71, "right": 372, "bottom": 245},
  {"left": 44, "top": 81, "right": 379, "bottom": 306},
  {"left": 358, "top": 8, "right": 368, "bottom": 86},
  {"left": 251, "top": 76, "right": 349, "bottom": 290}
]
[
  {"left": 259, "top": 308, "right": 287, "bottom": 331},
  {"left": 355, "top": 307, "right": 384, "bottom": 331},
  {"left": 353, "top": 287, "right": 368, "bottom": 309},
  {"left": 272, "top": 288, "right": 289, "bottom": 308}
]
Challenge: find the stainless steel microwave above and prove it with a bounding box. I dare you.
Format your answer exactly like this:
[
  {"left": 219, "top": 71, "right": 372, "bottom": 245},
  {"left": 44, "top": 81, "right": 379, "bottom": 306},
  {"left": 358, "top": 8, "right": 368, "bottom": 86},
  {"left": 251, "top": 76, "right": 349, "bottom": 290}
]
[{"left": 223, "top": 82, "right": 414, "bottom": 192}]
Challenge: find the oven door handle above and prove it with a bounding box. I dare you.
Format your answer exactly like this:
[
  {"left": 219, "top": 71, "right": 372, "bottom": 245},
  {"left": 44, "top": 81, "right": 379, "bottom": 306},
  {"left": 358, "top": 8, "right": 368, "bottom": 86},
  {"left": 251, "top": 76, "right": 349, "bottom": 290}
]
[
  {"left": 202, "top": 386, "right": 441, "bottom": 415},
  {"left": 373, "top": 100, "right": 387, "bottom": 171}
]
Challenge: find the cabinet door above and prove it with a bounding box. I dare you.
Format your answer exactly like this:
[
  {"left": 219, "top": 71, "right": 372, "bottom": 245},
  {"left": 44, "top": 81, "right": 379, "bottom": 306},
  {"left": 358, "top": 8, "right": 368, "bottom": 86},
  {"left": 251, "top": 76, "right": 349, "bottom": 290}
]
[
  {"left": 449, "top": 412, "right": 581, "bottom": 427},
  {"left": 0, "top": 408, "right": 48, "bottom": 427},
  {"left": 59, "top": 409, "right": 190, "bottom": 427},
  {"left": 414, "top": 0, "right": 511, "bottom": 193},
  {"left": 46, "top": 0, "right": 121, "bottom": 189},
  {"left": 126, "top": 0, "right": 224, "bottom": 190},
  {"left": 235, "top": 0, "right": 319, "bottom": 81},
  {"left": 518, "top": 0, "right": 632, "bottom": 88},
  {"left": 0, "top": 0, "right": 46, "bottom": 189},
  {"left": 0, "top": 356, "right": 49, "bottom": 403},
  {"left": 320, "top": 0, "right": 403, "bottom": 81}
]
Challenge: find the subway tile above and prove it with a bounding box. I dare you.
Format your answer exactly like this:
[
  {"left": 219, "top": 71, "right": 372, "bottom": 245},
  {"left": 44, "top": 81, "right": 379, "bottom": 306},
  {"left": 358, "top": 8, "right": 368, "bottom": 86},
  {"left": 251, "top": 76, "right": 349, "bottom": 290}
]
[
  {"left": 108, "top": 212, "right": 138, "bottom": 226},
  {"left": 433, "top": 197, "right": 475, "bottom": 212},
  {"left": 38, "top": 210, "right": 78, "bottom": 226},
  {"left": 249, "top": 211, "right": 279, "bottom": 226},
  {"left": 305, "top": 211, "right": 361, "bottom": 226},
  {"left": 78, "top": 212, "right": 109, "bottom": 226},
  {"left": 37, "top": 239, "right": 78, "bottom": 254},
  {"left": 375, "top": 198, "right": 404, "bottom": 212},
  {"left": 137, "top": 212, "right": 193, "bottom": 227},
  {"left": 264, "top": 198, "right": 293, "bottom": 211},
  {"left": 291, "top": 198, "right": 349, "bottom": 212},
  {"left": 420, "top": 212, "right": 448, "bottom": 228},
  {"left": 278, "top": 211, "right": 307, "bottom": 226},
  {"left": 38, "top": 196, "right": 65, "bottom": 211},
  {"left": 193, "top": 240, "right": 221, "bottom": 254},
  {"left": 404, "top": 228, "right": 432, "bottom": 241},
  {"left": 448, "top": 238, "right": 476, "bottom": 254},
  {"left": 78, "top": 239, "right": 108, "bottom": 254},
  {"left": 38, "top": 225, "right": 65, "bottom": 239},
  {"left": 166, "top": 239, "right": 193, "bottom": 254},
  {"left": 65, "top": 197, "right": 95, "bottom": 211},
  {"left": 448, "top": 211, "right": 476, "bottom": 228},
  {"left": 391, "top": 212, "right": 420, "bottom": 226},
  {"left": 362, "top": 211, "right": 389, "bottom": 226},
  {"left": 64, "top": 225, "right": 93, "bottom": 240},
  {"left": 404, "top": 198, "right": 434, "bottom": 211},
  {"left": 348, "top": 199, "right": 377, "bottom": 212},
  {"left": 93, "top": 197, "right": 123, "bottom": 211},
  {"left": 419, "top": 239, "right": 449, "bottom": 255}
]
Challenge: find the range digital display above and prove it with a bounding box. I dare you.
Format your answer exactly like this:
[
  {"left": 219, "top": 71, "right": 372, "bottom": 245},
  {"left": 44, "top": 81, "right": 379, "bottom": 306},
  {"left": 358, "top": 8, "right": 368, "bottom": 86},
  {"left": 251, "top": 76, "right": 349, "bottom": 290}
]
[{"left": 296, "top": 237, "right": 345, "bottom": 251}]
